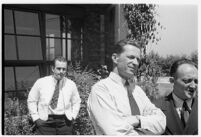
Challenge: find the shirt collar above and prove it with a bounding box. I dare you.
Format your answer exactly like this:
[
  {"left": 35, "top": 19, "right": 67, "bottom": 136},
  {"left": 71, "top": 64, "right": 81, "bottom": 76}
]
[
  {"left": 109, "top": 72, "right": 126, "bottom": 86},
  {"left": 172, "top": 93, "right": 192, "bottom": 109}
]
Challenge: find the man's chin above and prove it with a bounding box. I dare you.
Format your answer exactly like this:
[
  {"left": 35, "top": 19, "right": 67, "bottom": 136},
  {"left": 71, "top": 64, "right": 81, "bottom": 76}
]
[{"left": 186, "top": 92, "right": 196, "bottom": 99}]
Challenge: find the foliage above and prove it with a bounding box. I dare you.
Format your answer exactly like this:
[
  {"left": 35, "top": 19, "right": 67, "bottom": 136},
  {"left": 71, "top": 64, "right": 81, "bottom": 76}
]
[
  {"left": 4, "top": 115, "right": 35, "bottom": 135},
  {"left": 4, "top": 97, "right": 35, "bottom": 135},
  {"left": 137, "top": 51, "right": 162, "bottom": 80},
  {"left": 67, "top": 62, "right": 99, "bottom": 135},
  {"left": 190, "top": 50, "right": 198, "bottom": 66},
  {"left": 124, "top": 4, "right": 163, "bottom": 54}
]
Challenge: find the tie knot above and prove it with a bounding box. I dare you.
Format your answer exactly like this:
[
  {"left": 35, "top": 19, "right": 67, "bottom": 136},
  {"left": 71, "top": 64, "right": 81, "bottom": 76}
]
[
  {"left": 183, "top": 100, "right": 191, "bottom": 113},
  {"left": 125, "top": 80, "right": 130, "bottom": 86},
  {"left": 125, "top": 79, "right": 135, "bottom": 86}
]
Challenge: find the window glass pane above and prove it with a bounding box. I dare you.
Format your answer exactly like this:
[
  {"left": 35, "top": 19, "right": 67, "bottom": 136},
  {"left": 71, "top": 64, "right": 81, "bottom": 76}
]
[
  {"left": 5, "top": 67, "right": 16, "bottom": 91},
  {"left": 46, "top": 38, "right": 62, "bottom": 60},
  {"left": 17, "top": 36, "right": 42, "bottom": 60},
  {"left": 4, "top": 9, "right": 14, "bottom": 33},
  {"left": 16, "top": 66, "right": 40, "bottom": 90},
  {"left": 15, "top": 11, "right": 40, "bottom": 35},
  {"left": 46, "top": 14, "right": 61, "bottom": 37},
  {"left": 4, "top": 35, "right": 17, "bottom": 60},
  {"left": 67, "top": 38, "right": 71, "bottom": 61}
]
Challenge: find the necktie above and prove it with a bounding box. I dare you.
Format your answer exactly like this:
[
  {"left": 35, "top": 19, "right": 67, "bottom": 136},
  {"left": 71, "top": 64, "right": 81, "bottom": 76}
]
[
  {"left": 50, "top": 80, "right": 60, "bottom": 109},
  {"left": 180, "top": 100, "right": 191, "bottom": 127},
  {"left": 125, "top": 80, "right": 140, "bottom": 115}
]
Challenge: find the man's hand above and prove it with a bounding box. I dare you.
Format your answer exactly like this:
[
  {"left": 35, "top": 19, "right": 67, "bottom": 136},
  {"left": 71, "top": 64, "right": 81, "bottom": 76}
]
[
  {"left": 126, "top": 115, "right": 141, "bottom": 128},
  {"left": 35, "top": 119, "right": 45, "bottom": 127},
  {"left": 133, "top": 115, "right": 141, "bottom": 128}
]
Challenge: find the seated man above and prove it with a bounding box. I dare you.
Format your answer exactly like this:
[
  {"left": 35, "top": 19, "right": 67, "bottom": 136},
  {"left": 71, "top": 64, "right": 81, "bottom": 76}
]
[
  {"left": 87, "top": 39, "right": 166, "bottom": 135},
  {"left": 154, "top": 58, "right": 198, "bottom": 135}
]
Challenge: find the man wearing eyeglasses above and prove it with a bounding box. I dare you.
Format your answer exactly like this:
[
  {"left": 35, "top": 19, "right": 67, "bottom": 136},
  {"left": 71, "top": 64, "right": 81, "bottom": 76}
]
[{"left": 154, "top": 58, "right": 198, "bottom": 135}]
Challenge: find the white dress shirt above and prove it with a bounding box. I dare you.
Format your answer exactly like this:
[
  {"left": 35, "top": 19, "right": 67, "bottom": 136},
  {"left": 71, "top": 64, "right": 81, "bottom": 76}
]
[
  {"left": 87, "top": 72, "right": 166, "bottom": 135},
  {"left": 28, "top": 75, "right": 81, "bottom": 121}
]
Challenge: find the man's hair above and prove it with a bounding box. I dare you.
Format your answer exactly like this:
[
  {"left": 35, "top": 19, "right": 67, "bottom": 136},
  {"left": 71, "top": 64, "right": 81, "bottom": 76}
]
[
  {"left": 170, "top": 58, "right": 197, "bottom": 77},
  {"left": 53, "top": 56, "right": 67, "bottom": 67},
  {"left": 113, "top": 39, "right": 141, "bottom": 54}
]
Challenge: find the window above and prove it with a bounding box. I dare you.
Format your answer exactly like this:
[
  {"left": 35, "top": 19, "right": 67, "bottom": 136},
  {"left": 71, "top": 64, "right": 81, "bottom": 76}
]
[
  {"left": 4, "top": 7, "right": 84, "bottom": 93},
  {"left": 17, "top": 36, "right": 42, "bottom": 60},
  {"left": 15, "top": 67, "right": 40, "bottom": 90},
  {"left": 4, "top": 9, "right": 42, "bottom": 60},
  {"left": 4, "top": 66, "right": 40, "bottom": 91},
  {"left": 46, "top": 14, "right": 63, "bottom": 60},
  {"left": 15, "top": 11, "right": 40, "bottom": 35},
  {"left": 45, "top": 14, "right": 83, "bottom": 62},
  {"left": 4, "top": 35, "right": 17, "bottom": 60}
]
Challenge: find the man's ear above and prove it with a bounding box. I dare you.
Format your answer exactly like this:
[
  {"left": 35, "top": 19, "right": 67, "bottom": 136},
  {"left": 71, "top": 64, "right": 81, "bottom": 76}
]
[
  {"left": 169, "top": 77, "right": 174, "bottom": 83},
  {"left": 112, "top": 53, "right": 119, "bottom": 64}
]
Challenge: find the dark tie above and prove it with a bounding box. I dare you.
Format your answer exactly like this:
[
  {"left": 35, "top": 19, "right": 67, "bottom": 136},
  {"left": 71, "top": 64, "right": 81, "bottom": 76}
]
[
  {"left": 125, "top": 80, "right": 140, "bottom": 115},
  {"left": 50, "top": 80, "right": 60, "bottom": 109},
  {"left": 180, "top": 100, "right": 191, "bottom": 127}
]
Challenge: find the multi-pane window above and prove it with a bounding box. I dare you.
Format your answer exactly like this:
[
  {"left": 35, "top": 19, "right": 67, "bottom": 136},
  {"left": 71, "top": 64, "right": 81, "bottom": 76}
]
[
  {"left": 5, "top": 67, "right": 40, "bottom": 92},
  {"left": 4, "top": 9, "right": 42, "bottom": 92},
  {"left": 4, "top": 9, "right": 42, "bottom": 60},
  {"left": 45, "top": 14, "right": 83, "bottom": 61},
  {"left": 4, "top": 8, "right": 84, "bottom": 93}
]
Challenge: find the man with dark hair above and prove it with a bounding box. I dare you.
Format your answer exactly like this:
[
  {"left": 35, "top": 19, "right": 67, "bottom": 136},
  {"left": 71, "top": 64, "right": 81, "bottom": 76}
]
[
  {"left": 154, "top": 58, "right": 198, "bottom": 135},
  {"left": 87, "top": 39, "right": 166, "bottom": 135},
  {"left": 27, "top": 56, "right": 81, "bottom": 135}
]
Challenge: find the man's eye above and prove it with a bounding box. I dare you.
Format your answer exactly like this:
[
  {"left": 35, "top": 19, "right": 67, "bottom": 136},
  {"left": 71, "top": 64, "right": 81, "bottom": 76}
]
[
  {"left": 194, "top": 79, "right": 198, "bottom": 84},
  {"left": 183, "top": 79, "right": 198, "bottom": 84},
  {"left": 128, "top": 56, "right": 135, "bottom": 59}
]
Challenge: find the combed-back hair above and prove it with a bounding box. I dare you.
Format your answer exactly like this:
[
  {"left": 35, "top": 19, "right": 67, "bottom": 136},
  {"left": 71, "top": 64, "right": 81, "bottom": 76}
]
[
  {"left": 170, "top": 58, "right": 197, "bottom": 77},
  {"left": 113, "top": 39, "right": 141, "bottom": 54},
  {"left": 53, "top": 56, "right": 67, "bottom": 67}
]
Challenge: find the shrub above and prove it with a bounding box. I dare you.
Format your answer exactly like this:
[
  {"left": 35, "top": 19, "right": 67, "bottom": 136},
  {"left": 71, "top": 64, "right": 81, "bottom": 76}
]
[
  {"left": 67, "top": 62, "right": 99, "bottom": 135},
  {"left": 4, "top": 96, "right": 35, "bottom": 135}
]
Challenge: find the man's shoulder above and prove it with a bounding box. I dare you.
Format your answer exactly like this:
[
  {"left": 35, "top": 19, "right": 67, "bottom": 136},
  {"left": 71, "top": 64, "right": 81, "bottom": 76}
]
[
  {"left": 64, "top": 77, "right": 76, "bottom": 85},
  {"left": 36, "top": 75, "right": 51, "bottom": 82},
  {"left": 152, "top": 94, "right": 172, "bottom": 110},
  {"left": 93, "top": 77, "right": 110, "bottom": 87}
]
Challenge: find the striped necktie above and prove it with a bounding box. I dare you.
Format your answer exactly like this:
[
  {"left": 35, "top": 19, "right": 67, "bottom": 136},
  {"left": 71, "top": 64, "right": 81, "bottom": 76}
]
[
  {"left": 50, "top": 80, "right": 60, "bottom": 109},
  {"left": 125, "top": 80, "right": 140, "bottom": 115}
]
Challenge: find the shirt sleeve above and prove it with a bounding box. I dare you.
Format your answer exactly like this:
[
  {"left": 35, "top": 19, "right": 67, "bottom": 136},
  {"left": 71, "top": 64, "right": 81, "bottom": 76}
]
[
  {"left": 71, "top": 83, "right": 81, "bottom": 119},
  {"left": 27, "top": 79, "right": 40, "bottom": 122},
  {"left": 87, "top": 82, "right": 139, "bottom": 135},
  {"left": 136, "top": 86, "right": 166, "bottom": 134}
]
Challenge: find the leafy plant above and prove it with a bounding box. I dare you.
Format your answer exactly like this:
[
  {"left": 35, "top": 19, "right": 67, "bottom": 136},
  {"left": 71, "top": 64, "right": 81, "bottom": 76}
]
[
  {"left": 4, "top": 96, "right": 35, "bottom": 135},
  {"left": 67, "top": 62, "right": 99, "bottom": 135}
]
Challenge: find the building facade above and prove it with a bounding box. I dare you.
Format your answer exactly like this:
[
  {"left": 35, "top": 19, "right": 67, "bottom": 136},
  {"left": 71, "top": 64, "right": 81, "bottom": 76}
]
[{"left": 3, "top": 4, "right": 128, "bottom": 104}]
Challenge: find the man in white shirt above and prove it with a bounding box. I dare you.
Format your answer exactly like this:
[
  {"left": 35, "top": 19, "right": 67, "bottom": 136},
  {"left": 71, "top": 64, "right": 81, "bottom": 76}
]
[
  {"left": 27, "top": 56, "right": 81, "bottom": 135},
  {"left": 154, "top": 59, "right": 198, "bottom": 135},
  {"left": 87, "top": 39, "right": 166, "bottom": 135}
]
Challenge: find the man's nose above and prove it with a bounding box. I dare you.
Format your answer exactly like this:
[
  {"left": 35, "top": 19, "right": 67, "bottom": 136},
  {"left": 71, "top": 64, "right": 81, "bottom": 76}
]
[
  {"left": 60, "top": 69, "right": 65, "bottom": 73},
  {"left": 132, "top": 58, "right": 139, "bottom": 66},
  {"left": 189, "top": 80, "right": 197, "bottom": 88}
]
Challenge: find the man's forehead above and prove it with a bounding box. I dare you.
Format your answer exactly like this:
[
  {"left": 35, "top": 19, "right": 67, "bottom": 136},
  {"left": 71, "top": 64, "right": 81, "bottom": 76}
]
[
  {"left": 177, "top": 64, "right": 197, "bottom": 75},
  {"left": 55, "top": 60, "right": 67, "bottom": 66}
]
